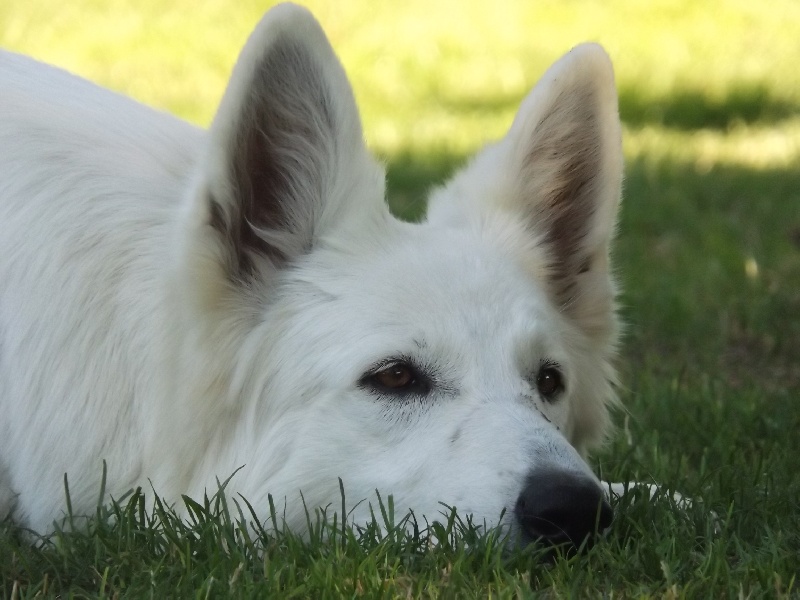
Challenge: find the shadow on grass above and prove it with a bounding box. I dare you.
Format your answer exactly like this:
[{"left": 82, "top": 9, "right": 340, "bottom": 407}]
[
  {"left": 381, "top": 150, "right": 461, "bottom": 221},
  {"left": 619, "top": 83, "right": 799, "bottom": 130},
  {"left": 432, "top": 83, "right": 799, "bottom": 131},
  {"left": 384, "top": 151, "right": 800, "bottom": 391}
]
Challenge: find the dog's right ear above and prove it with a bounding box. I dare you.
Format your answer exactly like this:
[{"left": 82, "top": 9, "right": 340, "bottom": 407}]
[
  {"left": 180, "top": 4, "right": 381, "bottom": 306},
  {"left": 428, "top": 44, "right": 622, "bottom": 343}
]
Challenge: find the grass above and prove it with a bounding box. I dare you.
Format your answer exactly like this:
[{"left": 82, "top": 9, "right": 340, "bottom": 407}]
[{"left": 2, "top": 0, "right": 799, "bottom": 596}]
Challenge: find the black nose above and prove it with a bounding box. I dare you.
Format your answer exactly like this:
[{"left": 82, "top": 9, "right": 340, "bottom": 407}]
[{"left": 514, "top": 468, "right": 613, "bottom": 549}]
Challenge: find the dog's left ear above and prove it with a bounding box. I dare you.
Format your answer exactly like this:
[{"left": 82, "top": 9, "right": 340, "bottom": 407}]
[
  {"left": 430, "top": 44, "right": 622, "bottom": 340},
  {"left": 180, "top": 4, "right": 383, "bottom": 309}
]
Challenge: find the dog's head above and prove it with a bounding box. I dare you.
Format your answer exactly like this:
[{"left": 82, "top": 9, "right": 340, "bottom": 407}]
[{"left": 180, "top": 3, "right": 622, "bottom": 548}]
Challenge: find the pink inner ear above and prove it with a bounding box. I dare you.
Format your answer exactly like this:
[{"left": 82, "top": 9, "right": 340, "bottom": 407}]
[
  {"left": 520, "top": 89, "right": 605, "bottom": 309},
  {"left": 205, "top": 38, "right": 336, "bottom": 279}
]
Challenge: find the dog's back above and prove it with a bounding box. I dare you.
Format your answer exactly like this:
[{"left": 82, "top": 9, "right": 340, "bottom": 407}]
[{"left": 0, "top": 51, "right": 200, "bottom": 524}]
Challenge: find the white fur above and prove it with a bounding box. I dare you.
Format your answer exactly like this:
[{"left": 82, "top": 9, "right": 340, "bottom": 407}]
[{"left": 0, "top": 4, "right": 624, "bottom": 537}]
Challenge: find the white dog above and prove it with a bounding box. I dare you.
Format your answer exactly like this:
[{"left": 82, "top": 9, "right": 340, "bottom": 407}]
[{"left": 0, "top": 4, "right": 626, "bottom": 547}]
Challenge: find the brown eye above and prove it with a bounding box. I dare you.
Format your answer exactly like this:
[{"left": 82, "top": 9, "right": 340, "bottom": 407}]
[
  {"left": 536, "top": 364, "right": 564, "bottom": 401},
  {"left": 360, "top": 360, "right": 431, "bottom": 397},
  {"left": 374, "top": 364, "right": 414, "bottom": 389}
]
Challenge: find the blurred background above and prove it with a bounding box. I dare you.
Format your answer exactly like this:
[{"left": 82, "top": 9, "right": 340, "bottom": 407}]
[{"left": 2, "top": 0, "right": 798, "bottom": 455}]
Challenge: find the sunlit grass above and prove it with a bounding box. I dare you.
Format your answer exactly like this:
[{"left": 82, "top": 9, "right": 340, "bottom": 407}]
[{"left": 2, "top": 0, "right": 799, "bottom": 162}]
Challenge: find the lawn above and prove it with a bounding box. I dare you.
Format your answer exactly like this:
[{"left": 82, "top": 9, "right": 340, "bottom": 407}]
[{"left": 2, "top": 0, "right": 799, "bottom": 597}]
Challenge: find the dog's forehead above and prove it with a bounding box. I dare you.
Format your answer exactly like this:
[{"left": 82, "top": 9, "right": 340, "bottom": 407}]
[
  {"left": 312, "top": 223, "right": 556, "bottom": 340},
  {"left": 398, "top": 229, "right": 536, "bottom": 301}
]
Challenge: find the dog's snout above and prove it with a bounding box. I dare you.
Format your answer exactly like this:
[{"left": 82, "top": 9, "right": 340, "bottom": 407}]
[{"left": 515, "top": 469, "right": 613, "bottom": 549}]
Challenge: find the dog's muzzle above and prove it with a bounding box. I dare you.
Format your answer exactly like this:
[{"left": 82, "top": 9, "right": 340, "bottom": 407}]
[{"left": 514, "top": 468, "right": 613, "bottom": 550}]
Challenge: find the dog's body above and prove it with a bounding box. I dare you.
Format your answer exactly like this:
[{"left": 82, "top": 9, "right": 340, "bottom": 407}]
[{"left": 0, "top": 4, "right": 624, "bottom": 544}]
